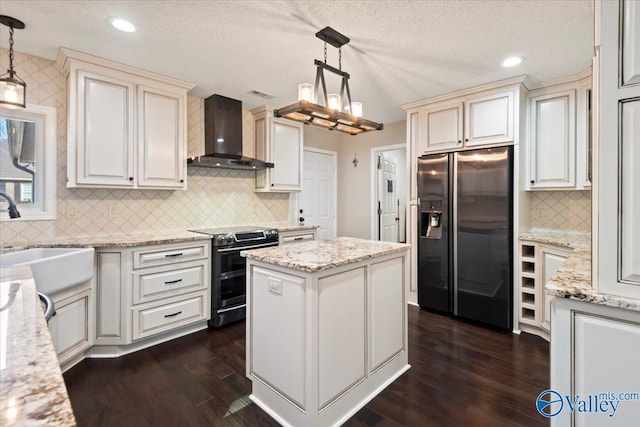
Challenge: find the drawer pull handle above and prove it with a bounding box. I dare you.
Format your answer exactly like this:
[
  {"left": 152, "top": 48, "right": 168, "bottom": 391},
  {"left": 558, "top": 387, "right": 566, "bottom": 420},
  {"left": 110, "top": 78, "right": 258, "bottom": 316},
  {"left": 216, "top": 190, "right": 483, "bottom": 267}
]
[
  {"left": 165, "top": 253, "right": 183, "bottom": 258},
  {"left": 164, "top": 311, "right": 182, "bottom": 318},
  {"left": 294, "top": 237, "right": 304, "bottom": 241},
  {"left": 164, "top": 279, "right": 183, "bottom": 285}
]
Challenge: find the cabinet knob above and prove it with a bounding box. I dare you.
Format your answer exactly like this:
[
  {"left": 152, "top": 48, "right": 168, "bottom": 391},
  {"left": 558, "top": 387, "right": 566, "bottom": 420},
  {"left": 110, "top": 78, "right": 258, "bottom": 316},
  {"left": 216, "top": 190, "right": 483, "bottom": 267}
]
[
  {"left": 458, "top": 140, "right": 462, "bottom": 144},
  {"left": 129, "top": 177, "right": 134, "bottom": 182},
  {"left": 271, "top": 183, "right": 274, "bottom": 186},
  {"left": 530, "top": 180, "right": 535, "bottom": 184},
  {"left": 179, "top": 179, "right": 184, "bottom": 183},
  {"left": 465, "top": 138, "right": 469, "bottom": 142}
]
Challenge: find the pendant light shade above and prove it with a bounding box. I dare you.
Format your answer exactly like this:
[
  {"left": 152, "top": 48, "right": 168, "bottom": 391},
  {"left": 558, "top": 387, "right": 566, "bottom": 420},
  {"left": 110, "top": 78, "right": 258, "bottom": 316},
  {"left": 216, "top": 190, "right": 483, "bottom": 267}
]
[
  {"left": 0, "top": 15, "right": 27, "bottom": 110},
  {"left": 275, "top": 27, "right": 383, "bottom": 135}
]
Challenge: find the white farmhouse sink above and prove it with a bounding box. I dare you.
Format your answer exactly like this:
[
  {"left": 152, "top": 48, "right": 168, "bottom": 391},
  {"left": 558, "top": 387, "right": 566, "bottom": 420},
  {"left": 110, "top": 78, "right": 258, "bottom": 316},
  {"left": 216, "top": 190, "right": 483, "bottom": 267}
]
[{"left": 0, "top": 247, "right": 95, "bottom": 294}]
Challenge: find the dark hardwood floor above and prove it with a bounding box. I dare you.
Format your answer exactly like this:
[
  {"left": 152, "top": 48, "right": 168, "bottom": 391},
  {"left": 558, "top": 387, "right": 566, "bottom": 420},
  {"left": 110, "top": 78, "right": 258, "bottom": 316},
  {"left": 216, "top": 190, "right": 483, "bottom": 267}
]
[{"left": 64, "top": 306, "right": 550, "bottom": 426}]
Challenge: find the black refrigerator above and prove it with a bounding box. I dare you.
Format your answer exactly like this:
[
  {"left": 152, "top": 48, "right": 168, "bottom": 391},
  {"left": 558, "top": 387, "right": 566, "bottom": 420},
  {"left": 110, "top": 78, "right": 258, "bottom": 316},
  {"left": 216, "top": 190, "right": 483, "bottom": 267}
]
[{"left": 417, "top": 146, "right": 513, "bottom": 330}]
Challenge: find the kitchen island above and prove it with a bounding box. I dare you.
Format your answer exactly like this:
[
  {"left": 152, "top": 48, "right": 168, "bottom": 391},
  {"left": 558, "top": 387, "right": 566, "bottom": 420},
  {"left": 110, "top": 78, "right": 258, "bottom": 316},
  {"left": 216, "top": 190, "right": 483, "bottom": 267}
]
[{"left": 242, "top": 237, "right": 411, "bottom": 427}]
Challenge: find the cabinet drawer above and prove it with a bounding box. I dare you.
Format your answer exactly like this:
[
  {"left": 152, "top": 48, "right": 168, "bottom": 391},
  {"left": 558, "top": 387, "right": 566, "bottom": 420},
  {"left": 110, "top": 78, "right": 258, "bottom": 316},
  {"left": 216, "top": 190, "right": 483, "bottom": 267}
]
[
  {"left": 133, "top": 262, "right": 207, "bottom": 304},
  {"left": 133, "top": 242, "right": 209, "bottom": 268},
  {"left": 132, "top": 292, "right": 207, "bottom": 340},
  {"left": 281, "top": 233, "right": 315, "bottom": 245}
]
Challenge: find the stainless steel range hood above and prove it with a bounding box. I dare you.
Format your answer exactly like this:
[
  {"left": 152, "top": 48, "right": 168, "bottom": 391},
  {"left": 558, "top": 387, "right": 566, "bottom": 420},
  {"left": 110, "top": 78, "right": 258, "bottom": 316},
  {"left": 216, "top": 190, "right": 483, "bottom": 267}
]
[{"left": 187, "top": 94, "right": 273, "bottom": 170}]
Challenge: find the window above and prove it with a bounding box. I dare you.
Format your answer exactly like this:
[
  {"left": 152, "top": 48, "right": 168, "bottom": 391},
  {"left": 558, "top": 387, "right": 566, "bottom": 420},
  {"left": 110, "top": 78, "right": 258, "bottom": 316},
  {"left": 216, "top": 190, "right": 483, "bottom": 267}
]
[{"left": 0, "top": 104, "right": 56, "bottom": 221}]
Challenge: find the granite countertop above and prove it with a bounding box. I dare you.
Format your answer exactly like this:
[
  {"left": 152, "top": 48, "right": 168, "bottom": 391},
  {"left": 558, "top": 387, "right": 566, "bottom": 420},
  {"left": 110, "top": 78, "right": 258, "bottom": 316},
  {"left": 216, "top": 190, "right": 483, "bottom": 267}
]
[
  {"left": 1, "top": 224, "right": 319, "bottom": 253},
  {"left": 0, "top": 267, "right": 76, "bottom": 426},
  {"left": 1, "top": 230, "right": 212, "bottom": 253},
  {"left": 520, "top": 230, "right": 640, "bottom": 312},
  {"left": 241, "top": 236, "right": 411, "bottom": 273}
]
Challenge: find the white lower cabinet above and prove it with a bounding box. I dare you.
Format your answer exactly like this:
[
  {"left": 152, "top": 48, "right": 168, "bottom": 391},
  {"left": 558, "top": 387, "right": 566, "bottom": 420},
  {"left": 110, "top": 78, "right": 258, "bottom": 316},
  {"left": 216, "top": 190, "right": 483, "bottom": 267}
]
[
  {"left": 48, "top": 285, "right": 92, "bottom": 370},
  {"left": 93, "top": 240, "right": 210, "bottom": 352},
  {"left": 551, "top": 298, "right": 640, "bottom": 426},
  {"left": 246, "top": 251, "right": 409, "bottom": 427},
  {"left": 133, "top": 292, "right": 207, "bottom": 340}
]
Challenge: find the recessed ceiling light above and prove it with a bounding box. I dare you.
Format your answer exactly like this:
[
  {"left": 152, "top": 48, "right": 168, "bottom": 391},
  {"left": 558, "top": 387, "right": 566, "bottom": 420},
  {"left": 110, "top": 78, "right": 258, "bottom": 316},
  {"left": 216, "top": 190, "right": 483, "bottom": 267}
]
[
  {"left": 107, "top": 17, "right": 136, "bottom": 33},
  {"left": 502, "top": 56, "right": 524, "bottom": 67}
]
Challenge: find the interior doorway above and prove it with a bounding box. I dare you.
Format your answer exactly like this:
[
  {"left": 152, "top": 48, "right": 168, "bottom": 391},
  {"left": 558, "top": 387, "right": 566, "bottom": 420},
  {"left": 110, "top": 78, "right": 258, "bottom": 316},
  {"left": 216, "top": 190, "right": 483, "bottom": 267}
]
[
  {"left": 300, "top": 147, "right": 337, "bottom": 239},
  {"left": 371, "top": 144, "right": 407, "bottom": 242}
]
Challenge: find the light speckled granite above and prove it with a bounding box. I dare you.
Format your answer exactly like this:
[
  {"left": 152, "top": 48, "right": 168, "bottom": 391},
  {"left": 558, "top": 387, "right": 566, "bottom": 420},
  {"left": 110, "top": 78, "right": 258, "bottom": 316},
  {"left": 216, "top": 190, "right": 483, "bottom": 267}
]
[
  {"left": 520, "top": 230, "right": 591, "bottom": 249},
  {"left": 0, "top": 267, "right": 76, "bottom": 426},
  {"left": 241, "top": 237, "right": 410, "bottom": 273},
  {"left": 521, "top": 231, "right": 640, "bottom": 312},
  {"left": 1, "top": 225, "right": 317, "bottom": 253},
  {"left": 1, "top": 231, "right": 212, "bottom": 253}
]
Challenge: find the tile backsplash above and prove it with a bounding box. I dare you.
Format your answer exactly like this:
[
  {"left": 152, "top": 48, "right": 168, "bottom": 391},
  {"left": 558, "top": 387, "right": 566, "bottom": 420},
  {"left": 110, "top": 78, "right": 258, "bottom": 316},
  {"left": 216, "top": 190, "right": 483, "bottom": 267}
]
[
  {"left": 530, "top": 190, "right": 591, "bottom": 233},
  {"left": 0, "top": 49, "right": 289, "bottom": 245}
]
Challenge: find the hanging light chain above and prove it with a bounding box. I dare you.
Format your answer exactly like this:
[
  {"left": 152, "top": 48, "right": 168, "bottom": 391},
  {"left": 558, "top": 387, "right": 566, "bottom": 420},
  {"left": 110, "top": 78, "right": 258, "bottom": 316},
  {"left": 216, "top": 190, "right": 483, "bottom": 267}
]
[
  {"left": 339, "top": 47, "right": 342, "bottom": 71},
  {"left": 323, "top": 42, "right": 327, "bottom": 64},
  {"left": 8, "top": 25, "right": 15, "bottom": 75}
]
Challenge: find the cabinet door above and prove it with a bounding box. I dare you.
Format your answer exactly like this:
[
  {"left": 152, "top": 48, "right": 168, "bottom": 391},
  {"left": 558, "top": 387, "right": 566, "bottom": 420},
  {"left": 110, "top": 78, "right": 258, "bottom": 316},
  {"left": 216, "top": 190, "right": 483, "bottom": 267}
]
[
  {"left": 75, "top": 70, "right": 135, "bottom": 186},
  {"left": 49, "top": 289, "right": 91, "bottom": 364},
  {"left": 573, "top": 313, "right": 640, "bottom": 427},
  {"left": 541, "top": 248, "right": 569, "bottom": 331},
  {"left": 464, "top": 90, "right": 514, "bottom": 147},
  {"left": 420, "top": 102, "right": 463, "bottom": 153},
  {"left": 529, "top": 90, "right": 576, "bottom": 189},
  {"left": 621, "top": 0, "right": 640, "bottom": 87},
  {"left": 95, "top": 251, "right": 126, "bottom": 344},
  {"left": 137, "top": 85, "right": 186, "bottom": 189},
  {"left": 271, "top": 118, "right": 303, "bottom": 191}
]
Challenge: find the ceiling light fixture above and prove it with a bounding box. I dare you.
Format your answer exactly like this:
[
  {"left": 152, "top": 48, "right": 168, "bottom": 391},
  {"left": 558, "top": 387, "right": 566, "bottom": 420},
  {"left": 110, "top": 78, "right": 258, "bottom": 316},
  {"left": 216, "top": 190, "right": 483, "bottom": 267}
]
[
  {"left": 0, "top": 15, "right": 27, "bottom": 110},
  {"left": 502, "top": 56, "right": 524, "bottom": 67},
  {"left": 107, "top": 17, "right": 136, "bottom": 33},
  {"left": 274, "top": 26, "right": 383, "bottom": 135}
]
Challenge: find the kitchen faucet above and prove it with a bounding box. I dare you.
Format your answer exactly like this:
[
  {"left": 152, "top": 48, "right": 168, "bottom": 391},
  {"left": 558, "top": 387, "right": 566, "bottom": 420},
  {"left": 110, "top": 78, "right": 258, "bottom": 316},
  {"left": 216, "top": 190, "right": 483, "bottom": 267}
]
[{"left": 0, "top": 192, "right": 21, "bottom": 218}]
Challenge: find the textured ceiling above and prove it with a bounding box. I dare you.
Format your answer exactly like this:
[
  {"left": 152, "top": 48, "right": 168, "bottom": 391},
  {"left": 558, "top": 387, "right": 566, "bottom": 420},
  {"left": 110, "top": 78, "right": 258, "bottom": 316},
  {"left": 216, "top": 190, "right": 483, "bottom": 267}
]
[{"left": 0, "top": 0, "right": 594, "bottom": 123}]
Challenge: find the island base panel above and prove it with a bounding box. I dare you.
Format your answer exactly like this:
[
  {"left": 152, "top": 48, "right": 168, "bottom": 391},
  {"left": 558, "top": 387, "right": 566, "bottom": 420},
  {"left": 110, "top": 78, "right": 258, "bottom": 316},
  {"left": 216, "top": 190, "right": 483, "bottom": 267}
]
[{"left": 250, "top": 356, "right": 409, "bottom": 427}]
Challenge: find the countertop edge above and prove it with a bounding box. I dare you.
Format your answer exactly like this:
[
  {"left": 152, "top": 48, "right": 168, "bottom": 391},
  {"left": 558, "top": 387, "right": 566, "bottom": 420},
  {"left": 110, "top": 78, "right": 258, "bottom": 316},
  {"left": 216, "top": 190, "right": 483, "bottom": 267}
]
[
  {"left": 1, "top": 224, "right": 320, "bottom": 252},
  {"left": 0, "top": 267, "right": 76, "bottom": 425},
  {"left": 242, "top": 237, "right": 411, "bottom": 273}
]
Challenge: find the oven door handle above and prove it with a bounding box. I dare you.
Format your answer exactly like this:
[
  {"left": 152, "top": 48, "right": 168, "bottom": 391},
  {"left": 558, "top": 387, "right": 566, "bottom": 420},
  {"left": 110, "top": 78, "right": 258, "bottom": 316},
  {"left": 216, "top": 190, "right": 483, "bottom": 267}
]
[
  {"left": 217, "top": 242, "right": 278, "bottom": 253},
  {"left": 219, "top": 270, "right": 245, "bottom": 280}
]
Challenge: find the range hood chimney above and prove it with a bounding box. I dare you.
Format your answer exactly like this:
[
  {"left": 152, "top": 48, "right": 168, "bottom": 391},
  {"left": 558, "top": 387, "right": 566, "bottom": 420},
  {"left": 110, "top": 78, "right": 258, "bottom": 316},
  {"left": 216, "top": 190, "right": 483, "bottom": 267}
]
[{"left": 187, "top": 94, "right": 273, "bottom": 170}]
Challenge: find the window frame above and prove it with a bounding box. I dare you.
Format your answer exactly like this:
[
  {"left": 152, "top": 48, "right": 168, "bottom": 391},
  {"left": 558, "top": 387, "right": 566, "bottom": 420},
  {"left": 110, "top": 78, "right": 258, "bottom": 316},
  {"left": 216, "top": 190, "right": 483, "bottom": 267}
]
[{"left": 0, "top": 103, "right": 57, "bottom": 221}]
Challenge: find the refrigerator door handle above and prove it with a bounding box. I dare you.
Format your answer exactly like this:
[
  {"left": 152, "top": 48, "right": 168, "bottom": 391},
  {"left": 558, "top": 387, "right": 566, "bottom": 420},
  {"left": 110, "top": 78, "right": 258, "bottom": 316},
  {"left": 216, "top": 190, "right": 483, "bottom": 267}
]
[{"left": 452, "top": 153, "right": 459, "bottom": 315}]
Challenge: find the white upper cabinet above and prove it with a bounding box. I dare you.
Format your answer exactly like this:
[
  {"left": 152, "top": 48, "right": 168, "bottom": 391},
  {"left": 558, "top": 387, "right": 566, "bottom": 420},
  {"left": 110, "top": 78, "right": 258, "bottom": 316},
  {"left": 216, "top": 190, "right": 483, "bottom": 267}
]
[
  {"left": 58, "top": 48, "right": 193, "bottom": 190},
  {"left": 419, "top": 102, "right": 463, "bottom": 153},
  {"left": 464, "top": 90, "right": 514, "bottom": 147},
  {"left": 595, "top": 0, "right": 640, "bottom": 299},
  {"left": 252, "top": 106, "right": 303, "bottom": 192},
  {"left": 621, "top": 0, "right": 640, "bottom": 87},
  {"left": 526, "top": 73, "right": 591, "bottom": 191},
  {"left": 528, "top": 89, "right": 576, "bottom": 189},
  {"left": 137, "top": 85, "right": 185, "bottom": 188},
  {"left": 76, "top": 70, "right": 135, "bottom": 186},
  {"left": 411, "top": 81, "right": 521, "bottom": 155}
]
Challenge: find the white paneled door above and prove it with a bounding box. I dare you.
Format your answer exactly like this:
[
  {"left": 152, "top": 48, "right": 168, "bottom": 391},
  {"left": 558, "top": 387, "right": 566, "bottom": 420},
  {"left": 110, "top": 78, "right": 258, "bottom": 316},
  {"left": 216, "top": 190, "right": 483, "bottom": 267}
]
[
  {"left": 377, "top": 153, "right": 399, "bottom": 242},
  {"left": 301, "top": 148, "right": 336, "bottom": 239}
]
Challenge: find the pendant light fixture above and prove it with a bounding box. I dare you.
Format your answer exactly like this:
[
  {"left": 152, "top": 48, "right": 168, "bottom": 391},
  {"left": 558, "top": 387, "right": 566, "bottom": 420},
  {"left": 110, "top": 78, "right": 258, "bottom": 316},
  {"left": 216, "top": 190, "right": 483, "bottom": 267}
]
[
  {"left": 0, "top": 15, "right": 27, "bottom": 110},
  {"left": 275, "top": 27, "right": 383, "bottom": 135}
]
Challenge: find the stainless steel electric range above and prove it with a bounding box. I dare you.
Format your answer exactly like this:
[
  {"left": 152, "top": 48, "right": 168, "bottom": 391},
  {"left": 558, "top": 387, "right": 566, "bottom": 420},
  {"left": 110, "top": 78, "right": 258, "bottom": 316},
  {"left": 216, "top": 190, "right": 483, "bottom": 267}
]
[{"left": 190, "top": 226, "right": 279, "bottom": 328}]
